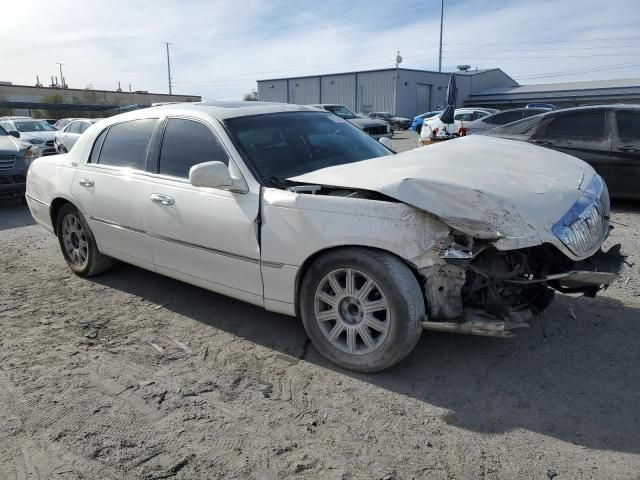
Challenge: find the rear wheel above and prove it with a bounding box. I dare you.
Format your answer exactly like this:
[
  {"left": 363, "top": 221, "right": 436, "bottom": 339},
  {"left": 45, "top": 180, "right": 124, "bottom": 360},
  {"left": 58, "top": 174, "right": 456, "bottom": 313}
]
[
  {"left": 300, "top": 248, "right": 424, "bottom": 372},
  {"left": 56, "top": 203, "right": 113, "bottom": 276}
]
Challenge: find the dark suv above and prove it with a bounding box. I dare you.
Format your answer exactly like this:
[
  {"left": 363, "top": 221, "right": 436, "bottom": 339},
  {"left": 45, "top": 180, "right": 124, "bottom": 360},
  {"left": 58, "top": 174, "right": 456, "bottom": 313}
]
[
  {"left": 0, "top": 126, "right": 36, "bottom": 200},
  {"left": 484, "top": 105, "right": 640, "bottom": 199}
]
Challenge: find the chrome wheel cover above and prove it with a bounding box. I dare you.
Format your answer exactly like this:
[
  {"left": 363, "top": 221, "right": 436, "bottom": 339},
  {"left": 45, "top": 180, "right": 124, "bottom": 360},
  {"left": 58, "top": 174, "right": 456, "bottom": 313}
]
[
  {"left": 61, "top": 213, "right": 89, "bottom": 268},
  {"left": 314, "top": 268, "right": 390, "bottom": 355}
]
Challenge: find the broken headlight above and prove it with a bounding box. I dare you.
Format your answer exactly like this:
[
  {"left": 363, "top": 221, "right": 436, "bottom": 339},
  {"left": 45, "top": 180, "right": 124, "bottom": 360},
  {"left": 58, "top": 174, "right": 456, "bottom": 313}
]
[{"left": 552, "top": 174, "right": 610, "bottom": 258}]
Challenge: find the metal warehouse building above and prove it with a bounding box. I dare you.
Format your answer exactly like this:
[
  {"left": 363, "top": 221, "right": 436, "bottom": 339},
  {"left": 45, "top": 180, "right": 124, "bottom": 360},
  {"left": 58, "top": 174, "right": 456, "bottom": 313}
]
[{"left": 257, "top": 68, "right": 517, "bottom": 119}]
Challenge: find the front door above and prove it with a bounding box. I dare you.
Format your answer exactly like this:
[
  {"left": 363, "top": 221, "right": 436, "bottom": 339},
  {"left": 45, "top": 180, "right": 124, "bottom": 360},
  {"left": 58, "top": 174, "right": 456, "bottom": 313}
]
[
  {"left": 71, "top": 118, "right": 159, "bottom": 270},
  {"left": 142, "top": 117, "right": 263, "bottom": 304},
  {"left": 608, "top": 109, "right": 640, "bottom": 198}
]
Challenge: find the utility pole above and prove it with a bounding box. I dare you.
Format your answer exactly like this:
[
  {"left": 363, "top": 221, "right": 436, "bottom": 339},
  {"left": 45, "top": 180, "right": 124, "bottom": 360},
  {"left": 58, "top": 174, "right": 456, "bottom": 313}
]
[
  {"left": 56, "top": 63, "right": 65, "bottom": 87},
  {"left": 438, "top": 0, "right": 444, "bottom": 72},
  {"left": 164, "top": 42, "right": 173, "bottom": 95}
]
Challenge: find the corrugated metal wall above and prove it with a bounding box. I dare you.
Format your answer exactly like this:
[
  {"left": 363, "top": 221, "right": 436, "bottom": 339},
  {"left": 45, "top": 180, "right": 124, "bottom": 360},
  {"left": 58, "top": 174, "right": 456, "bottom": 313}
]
[
  {"left": 321, "top": 74, "right": 357, "bottom": 110},
  {"left": 287, "top": 77, "right": 320, "bottom": 104},
  {"left": 257, "top": 79, "right": 288, "bottom": 102},
  {"left": 357, "top": 70, "right": 395, "bottom": 114}
]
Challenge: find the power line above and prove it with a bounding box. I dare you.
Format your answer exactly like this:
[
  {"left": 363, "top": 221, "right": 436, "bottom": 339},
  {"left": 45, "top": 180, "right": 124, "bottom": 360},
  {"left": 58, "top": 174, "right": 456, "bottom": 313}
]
[
  {"left": 443, "top": 35, "right": 640, "bottom": 46},
  {"left": 514, "top": 62, "right": 640, "bottom": 80}
]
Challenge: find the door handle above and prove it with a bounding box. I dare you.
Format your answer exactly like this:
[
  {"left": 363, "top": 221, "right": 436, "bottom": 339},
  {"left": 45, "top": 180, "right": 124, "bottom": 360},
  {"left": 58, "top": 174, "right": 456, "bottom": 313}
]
[
  {"left": 531, "top": 139, "right": 553, "bottom": 146},
  {"left": 150, "top": 193, "right": 175, "bottom": 206},
  {"left": 618, "top": 146, "right": 638, "bottom": 152},
  {"left": 79, "top": 178, "right": 94, "bottom": 187}
]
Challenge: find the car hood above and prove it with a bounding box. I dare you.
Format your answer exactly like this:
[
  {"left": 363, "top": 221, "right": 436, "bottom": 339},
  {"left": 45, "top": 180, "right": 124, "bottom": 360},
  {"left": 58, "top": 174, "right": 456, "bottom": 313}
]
[
  {"left": 19, "top": 131, "right": 55, "bottom": 142},
  {"left": 289, "top": 135, "right": 595, "bottom": 248},
  {"left": 347, "top": 117, "right": 388, "bottom": 129},
  {"left": 0, "top": 135, "right": 24, "bottom": 153}
]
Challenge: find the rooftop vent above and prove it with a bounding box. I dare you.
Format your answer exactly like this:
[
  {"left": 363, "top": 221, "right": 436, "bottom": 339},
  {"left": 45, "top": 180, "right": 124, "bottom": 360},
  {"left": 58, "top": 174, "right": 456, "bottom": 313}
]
[{"left": 456, "top": 65, "right": 471, "bottom": 71}]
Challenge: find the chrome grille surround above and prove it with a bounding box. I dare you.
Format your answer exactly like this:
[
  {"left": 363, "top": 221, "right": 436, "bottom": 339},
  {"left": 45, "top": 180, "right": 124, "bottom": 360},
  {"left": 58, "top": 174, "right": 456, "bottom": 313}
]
[{"left": 552, "top": 174, "right": 610, "bottom": 259}]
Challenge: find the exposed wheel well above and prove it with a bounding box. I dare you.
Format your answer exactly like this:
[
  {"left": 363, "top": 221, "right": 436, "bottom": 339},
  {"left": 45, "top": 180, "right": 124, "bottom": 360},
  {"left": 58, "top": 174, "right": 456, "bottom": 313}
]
[
  {"left": 50, "top": 198, "right": 73, "bottom": 235},
  {"left": 293, "top": 245, "right": 422, "bottom": 317}
]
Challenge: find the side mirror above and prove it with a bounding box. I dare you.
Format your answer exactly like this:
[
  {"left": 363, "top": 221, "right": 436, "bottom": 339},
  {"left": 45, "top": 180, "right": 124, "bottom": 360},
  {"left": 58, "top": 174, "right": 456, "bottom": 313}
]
[
  {"left": 189, "top": 161, "right": 233, "bottom": 189},
  {"left": 379, "top": 136, "right": 393, "bottom": 150},
  {"left": 8, "top": 131, "right": 20, "bottom": 139}
]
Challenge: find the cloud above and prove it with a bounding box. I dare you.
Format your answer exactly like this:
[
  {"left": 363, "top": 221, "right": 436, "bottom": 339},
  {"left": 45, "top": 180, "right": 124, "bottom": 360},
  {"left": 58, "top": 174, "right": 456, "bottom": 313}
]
[{"left": 1, "top": 0, "right": 639, "bottom": 100}]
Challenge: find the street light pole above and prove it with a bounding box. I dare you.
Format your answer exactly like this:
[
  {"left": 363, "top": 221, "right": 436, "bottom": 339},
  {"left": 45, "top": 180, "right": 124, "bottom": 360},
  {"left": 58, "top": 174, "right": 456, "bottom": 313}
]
[
  {"left": 438, "top": 0, "right": 444, "bottom": 72},
  {"left": 164, "top": 42, "right": 173, "bottom": 95}
]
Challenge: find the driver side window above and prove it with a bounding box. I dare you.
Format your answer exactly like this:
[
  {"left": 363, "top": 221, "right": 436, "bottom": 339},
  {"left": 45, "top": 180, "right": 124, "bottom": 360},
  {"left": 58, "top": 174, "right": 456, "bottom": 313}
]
[{"left": 158, "top": 118, "right": 229, "bottom": 179}]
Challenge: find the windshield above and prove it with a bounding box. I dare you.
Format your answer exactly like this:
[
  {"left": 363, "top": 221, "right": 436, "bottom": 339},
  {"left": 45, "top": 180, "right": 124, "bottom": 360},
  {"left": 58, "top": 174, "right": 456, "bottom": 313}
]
[
  {"left": 225, "top": 112, "right": 392, "bottom": 184},
  {"left": 14, "top": 120, "right": 56, "bottom": 132},
  {"left": 0, "top": 125, "right": 6, "bottom": 136},
  {"left": 323, "top": 105, "right": 358, "bottom": 120}
]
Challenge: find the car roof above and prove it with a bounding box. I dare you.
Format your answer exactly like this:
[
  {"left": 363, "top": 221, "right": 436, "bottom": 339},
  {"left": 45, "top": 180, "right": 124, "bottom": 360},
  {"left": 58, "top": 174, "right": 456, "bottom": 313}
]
[{"left": 110, "top": 101, "right": 324, "bottom": 122}]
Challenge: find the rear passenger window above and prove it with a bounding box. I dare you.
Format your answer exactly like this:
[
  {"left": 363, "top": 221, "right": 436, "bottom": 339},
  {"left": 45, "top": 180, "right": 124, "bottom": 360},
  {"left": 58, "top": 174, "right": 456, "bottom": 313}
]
[
  {"left": 68, "top": 122, "right": 82, "bottom": 134},
  {"left": 89, "top": 129, "right": 107, "bottom": 164},
  {"left": 545, "top": 113, "right": 606, "bottom": 139},
  {"left": 79, "top": 122, "right": 90, "bottom": 134},
  {"left": 158, "top": 118, "right": 229, "bottom": 178},
  {"left": 616, "top": 111, "right": 640, "bottom": 140},
  {"left": 97, "top": 119, "right": 157, "bottom": 169}
]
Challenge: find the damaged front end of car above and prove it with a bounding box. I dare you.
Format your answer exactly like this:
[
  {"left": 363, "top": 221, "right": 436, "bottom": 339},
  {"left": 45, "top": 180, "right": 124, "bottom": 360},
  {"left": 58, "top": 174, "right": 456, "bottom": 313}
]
[{"left": 419, "top": 175, "right": 626, "bottom": 337}]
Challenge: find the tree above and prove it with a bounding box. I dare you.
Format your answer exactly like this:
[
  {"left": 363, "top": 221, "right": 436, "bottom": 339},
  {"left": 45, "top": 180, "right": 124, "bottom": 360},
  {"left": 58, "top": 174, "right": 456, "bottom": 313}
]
[
  {"left": 0, "top": 95, "right": 13, "bottom": 116},
  {"left": 39, "top": 93, "right": 66, "bottom": 119},
  {"left": 242, "top": 90, "right": 258, "bottom": 101}
]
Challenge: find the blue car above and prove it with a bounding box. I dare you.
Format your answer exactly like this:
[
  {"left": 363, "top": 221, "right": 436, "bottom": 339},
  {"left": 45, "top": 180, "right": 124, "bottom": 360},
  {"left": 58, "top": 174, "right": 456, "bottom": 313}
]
[{"left": 410, "top": 111, "right": 442, "bottom": 133}]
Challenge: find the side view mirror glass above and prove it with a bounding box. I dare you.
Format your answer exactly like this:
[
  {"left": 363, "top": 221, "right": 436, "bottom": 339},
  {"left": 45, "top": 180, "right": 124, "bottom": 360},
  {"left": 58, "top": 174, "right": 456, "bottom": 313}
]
[
  {"left": 9, "top": 130, "right": 20, "bottom": 138},
  {"left": 189, "top": 161, "right": 233, "bottom": 189},
  {"left": 379, "top": 136, "right": 393, "bottom": 150}
]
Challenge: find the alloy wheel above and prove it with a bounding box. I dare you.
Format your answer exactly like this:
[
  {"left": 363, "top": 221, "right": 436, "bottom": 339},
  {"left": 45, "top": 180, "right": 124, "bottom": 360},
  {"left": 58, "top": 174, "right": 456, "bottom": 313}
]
[{"left": 61, "top": 213, "right": 89, "bottom": 268}]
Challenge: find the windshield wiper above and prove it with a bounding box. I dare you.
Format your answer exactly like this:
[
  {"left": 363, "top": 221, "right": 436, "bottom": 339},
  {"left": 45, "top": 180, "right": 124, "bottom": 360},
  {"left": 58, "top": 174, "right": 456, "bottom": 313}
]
[{"left": 263, "top": 174, "right": 295, "bottom": 189}]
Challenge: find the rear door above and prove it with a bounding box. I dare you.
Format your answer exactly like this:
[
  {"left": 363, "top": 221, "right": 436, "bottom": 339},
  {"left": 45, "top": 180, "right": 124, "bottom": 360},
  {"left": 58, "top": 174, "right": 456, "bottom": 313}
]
[
  {"left": 608, "top": 110, "right": 640, "bottom": 198},
  {"left": 71, "top": 118, "right": 160, "bottom": 269},
  {"left": 531, "top": 110, "right": 611, "bottom": 182}
]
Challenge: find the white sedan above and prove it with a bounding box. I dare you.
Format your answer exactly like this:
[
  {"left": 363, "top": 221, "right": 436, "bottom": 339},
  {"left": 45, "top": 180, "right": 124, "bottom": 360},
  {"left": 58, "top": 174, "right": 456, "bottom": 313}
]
[
  {"left": 25, "top": 102, "right": 624, "bottom": 372},
  {"left": 54, "top": 118, "right": 100, "bottom": 153}
]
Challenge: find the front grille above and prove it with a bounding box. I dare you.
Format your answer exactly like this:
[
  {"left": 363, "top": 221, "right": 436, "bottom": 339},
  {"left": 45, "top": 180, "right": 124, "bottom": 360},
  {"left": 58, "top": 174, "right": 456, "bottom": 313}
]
[
  {"left": 553, "top": 177, "right": 610, "bottom": 258},
  {"left": 45, "top": 140, "right": 54, "bottom": 147},
  {"left": 0, "top": 156, "right": 16, "bottom": 171},
  {"left": 42, "top": 149, "right": 58, "bottom": 156},
  {"left": 0, "top": 175, "right": 25, "bottom": 185},
  {"left": 364, "top": 126, "right": 388, "bottom": 135}
]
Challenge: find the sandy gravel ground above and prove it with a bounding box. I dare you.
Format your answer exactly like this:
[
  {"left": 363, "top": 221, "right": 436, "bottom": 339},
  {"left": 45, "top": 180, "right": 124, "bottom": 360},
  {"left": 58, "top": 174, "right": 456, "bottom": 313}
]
[{"left": 1, "top": 135, "right": 639, "bottom": 479}]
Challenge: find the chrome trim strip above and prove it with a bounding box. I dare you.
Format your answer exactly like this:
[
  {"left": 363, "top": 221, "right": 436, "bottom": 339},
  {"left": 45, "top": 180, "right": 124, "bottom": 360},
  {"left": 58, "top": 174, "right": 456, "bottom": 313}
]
[
  {"left": 88, "top": 216, "right": 284, "bottom": 268},
  {"left": 25, "top": 193, "right": 49, "bottom": 207}
]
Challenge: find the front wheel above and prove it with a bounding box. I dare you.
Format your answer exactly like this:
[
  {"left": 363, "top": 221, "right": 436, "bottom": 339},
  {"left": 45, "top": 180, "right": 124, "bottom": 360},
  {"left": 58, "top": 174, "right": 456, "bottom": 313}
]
[
  {"left": 56, "top": 203, "right": 113, "bottom": 276},
  {"left": 300, "top": 248, "right": 424, "bottom": 372},
  {"left": 57, "top": 144, "right": 67, "bottom": 154}
]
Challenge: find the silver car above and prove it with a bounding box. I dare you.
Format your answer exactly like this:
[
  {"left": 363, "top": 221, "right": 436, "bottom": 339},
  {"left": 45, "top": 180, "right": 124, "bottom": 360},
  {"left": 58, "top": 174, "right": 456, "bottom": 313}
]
[
  {"left": 312, "top": 104, "right": 392, "bottom": 139},
  {"left": 0, "top": 117, "right": 58, "bottom": 156},
  {"left": 54, "top": 119, "right": 100, "bottom": 153}
]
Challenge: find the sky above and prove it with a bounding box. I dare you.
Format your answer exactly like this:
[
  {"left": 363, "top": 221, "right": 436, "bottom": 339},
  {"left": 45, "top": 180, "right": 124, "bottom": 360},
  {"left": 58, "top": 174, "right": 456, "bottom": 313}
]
[{"left": 2, "top": 0, "right": 640, "bottom": 100}]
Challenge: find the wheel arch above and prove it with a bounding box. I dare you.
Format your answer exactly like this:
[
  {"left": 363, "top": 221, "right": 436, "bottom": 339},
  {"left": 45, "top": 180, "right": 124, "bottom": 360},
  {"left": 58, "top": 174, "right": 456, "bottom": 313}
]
[
  {"left": 50, "top": 197, "right": 75, "bottom": 235},
  {"left": 293, "top": 244, "right": 423, "bottom": 317}
]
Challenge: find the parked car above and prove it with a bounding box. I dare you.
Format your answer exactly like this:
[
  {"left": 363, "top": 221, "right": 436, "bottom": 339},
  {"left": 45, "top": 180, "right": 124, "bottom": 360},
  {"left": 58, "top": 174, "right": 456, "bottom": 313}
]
[
  {"left": 483, "top": 105, "right": 640, "bottom": 199},
  {"left": 25, "top": 102, "right": 623, "bottom": 372},
  {"left": 368, "top": 112, "right": 411, "bottom": 130},
  {"left": 526, "top": 102, "right": 557, "bottom": 110},
  {"left": 0, "top": 117, "right": 58, "bottom": 156},
  {"left": 419, "top": 108, "right": 498, "bottom": 143},
  {"left": 312, "top": 104, "right": 391, "bottom": 139},
  {"left": 410, "top": 111, "right": 442, "bottom": 134},
  {"left": 54, "top": 118, "right": 81, "bottom": 130},
  {"left": 0, "top": 125, "right": 38, "bottom": 200},
  {"left": 54, "top": 119, "right": 100, "bottom": 153},
  {"left": 463, "top": 107, "right": 550, "bottom": 135}
]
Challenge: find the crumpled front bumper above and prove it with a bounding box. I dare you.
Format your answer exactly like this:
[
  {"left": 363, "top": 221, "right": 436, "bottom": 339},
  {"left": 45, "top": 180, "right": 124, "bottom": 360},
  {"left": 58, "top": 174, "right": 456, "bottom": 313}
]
[{"left": 553, "top": 244, "right": 626, "bottom": 296}]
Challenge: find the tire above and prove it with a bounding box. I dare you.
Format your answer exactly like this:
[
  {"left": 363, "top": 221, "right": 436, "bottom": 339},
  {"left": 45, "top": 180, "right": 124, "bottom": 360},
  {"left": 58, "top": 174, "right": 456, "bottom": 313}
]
[
  {"left": 300, "top": 248, "right": 424, "bottom": 373},
  {"left": 416, "top": 124, "right": 422, "bottom": 134},
  {"left": 58, "top": 144, "right": 67, "bottom": 154},
  {"left": 56, "top": 203, "right": 113, "bottom": 276}
]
